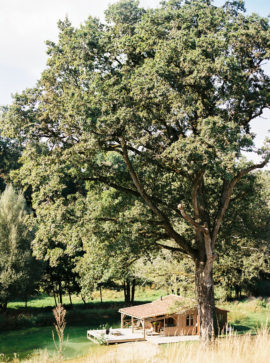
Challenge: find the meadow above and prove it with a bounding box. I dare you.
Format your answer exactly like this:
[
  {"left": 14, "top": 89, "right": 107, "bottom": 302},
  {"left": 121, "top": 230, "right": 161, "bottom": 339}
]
[{"left": 1, "top": 289, "right": 270, "bottom": 362}]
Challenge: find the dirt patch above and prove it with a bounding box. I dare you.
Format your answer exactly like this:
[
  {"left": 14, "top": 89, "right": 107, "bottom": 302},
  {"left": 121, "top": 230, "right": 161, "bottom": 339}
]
[{"left": 71, "top": 342, "right": 160, "bottom": 363}]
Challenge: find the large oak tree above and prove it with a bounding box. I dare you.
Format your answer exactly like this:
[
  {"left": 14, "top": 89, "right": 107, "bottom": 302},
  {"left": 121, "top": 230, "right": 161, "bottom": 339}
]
[{"left": 2, "top": 0, "right": 270, "bottom": 341}]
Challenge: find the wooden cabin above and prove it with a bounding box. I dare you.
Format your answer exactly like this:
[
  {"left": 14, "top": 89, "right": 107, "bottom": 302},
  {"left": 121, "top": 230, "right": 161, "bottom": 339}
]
[{"left": 119, "top": 295, "right": 228, "bottom": 337}]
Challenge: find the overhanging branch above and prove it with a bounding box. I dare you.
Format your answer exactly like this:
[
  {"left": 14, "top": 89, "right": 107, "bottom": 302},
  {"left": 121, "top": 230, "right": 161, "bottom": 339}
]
[
  {"left": 120, "top": 136, "right": 197, "bottom": 259},
  {"left": 178, "top": 203, "right": 208, "bottom": 233},
  {"left": 156, "top": 242, "right": 188, "bottom": 255},
  {"left": 83, "top": 176, "right": 141, "bottom": 198}
]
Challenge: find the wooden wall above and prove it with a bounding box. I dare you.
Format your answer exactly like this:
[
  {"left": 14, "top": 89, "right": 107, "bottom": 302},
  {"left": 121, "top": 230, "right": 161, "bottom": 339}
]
[
  {"left": 124, "top": 306, "right": 227, "bottom": 337},
  {"left": 164, "top": 309, "right": 199, "bottom": 336}
]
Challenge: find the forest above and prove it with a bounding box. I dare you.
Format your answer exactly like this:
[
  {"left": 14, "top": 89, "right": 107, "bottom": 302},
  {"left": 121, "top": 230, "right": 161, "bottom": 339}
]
[{"left": 0, "top": 0, "right": 270, "bottom": 360}]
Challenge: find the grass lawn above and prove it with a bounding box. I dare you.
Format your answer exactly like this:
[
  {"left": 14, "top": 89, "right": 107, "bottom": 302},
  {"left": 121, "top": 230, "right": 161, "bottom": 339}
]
[
  {"left": 0, "top": 320, "right": 122, "bottom": 362},
  {"left": 7, "top": 287, "right": 167, "bottom": 310},
  {"left": 0, "top": 325, "right": 98, "bottom": 361},
  {"left": 222, "top": 298, "right": 270, "bottom": 333}
]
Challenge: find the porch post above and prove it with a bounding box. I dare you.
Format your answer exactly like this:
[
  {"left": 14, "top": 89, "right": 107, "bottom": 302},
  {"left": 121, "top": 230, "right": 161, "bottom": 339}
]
[
  {"left": 131, "top": 316, "right": 134, "bottom": 333},
  {"left": 143, "top": 319, "right": 145, "bottom": 339},
  {"left": 121, "top": 313, "right": 125, "bottom": 329},
  {"left": 164, "top": 317, "right": 165, "bottom": 336}
]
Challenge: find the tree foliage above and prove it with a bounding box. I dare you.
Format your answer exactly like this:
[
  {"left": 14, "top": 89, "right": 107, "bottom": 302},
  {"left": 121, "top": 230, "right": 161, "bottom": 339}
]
[
  {"left": 0, "top": 136, "right": 21, "bottom": 192},
  {"left": 135, "top": 250, "right": 194, "bottom": 296},
  {"left": 215, "top": 171, "right": 270, "bottom": 298},
  {"left": 0, "top": 185, "right": 40, "bottom": 310}
]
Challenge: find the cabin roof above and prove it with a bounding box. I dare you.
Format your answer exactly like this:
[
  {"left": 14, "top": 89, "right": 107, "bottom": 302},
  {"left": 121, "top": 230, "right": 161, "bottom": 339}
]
[{"left": 119, "top": 295, "right": 197, "bottom": 319}]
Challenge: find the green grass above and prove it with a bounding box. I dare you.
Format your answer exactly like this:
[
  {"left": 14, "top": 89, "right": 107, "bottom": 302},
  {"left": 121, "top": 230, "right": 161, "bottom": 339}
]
[
  {"left": 221, "top": 298, "right": 270, "bottom": 333},
  {"left": 0, "top": 291, "right": 128, "bottom": 361},
  {"left": 7, "top": 287, "right": 167, "bottom": 310},
  {"left": 8, "top": 295, "right": 67, "bottom": 309},
  {"left": 0, "top": 316, "right": 120, "bottom": 361},
  {"left": 0, "top": 325, "right": 97, "bottom": 361}
]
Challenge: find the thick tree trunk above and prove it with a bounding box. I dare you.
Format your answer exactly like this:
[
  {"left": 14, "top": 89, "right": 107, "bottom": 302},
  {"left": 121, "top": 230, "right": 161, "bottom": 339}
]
[
  {"left": 124, "top": 280, "right": 131, "bottom": 304},
  {"left": 235, "top": 285, "right": 241, "bottom": 299},
  {"left": 195, "top": 260, "right": 216, "bottom": 343}
]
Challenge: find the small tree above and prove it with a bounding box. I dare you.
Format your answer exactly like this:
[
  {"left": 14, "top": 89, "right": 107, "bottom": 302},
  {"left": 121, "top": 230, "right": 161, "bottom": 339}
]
[
  {"left": 52, "top": 304, "right": 66, "bottom": 359},
  {"left": 0, "top": 185, "right": 39, "bottom": 310}
]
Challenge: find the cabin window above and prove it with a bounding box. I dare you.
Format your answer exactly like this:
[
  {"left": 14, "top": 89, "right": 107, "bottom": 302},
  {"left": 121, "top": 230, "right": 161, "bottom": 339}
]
[
  {"left": 186, "top": 314, "right": 194, "bottom": 326},
  {"left": 166, "top": 317, "right": 176, "bottom": 327}
]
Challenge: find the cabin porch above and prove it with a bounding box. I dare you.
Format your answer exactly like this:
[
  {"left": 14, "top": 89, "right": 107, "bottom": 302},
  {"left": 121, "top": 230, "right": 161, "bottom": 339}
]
[{"left": 121, "top": 310, "right": 199, "bottom": 337}]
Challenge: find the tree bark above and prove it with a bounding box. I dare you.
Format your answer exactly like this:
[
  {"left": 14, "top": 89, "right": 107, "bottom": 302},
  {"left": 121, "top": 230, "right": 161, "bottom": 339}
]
[
  {"left": 99, "top": 286, "right": 103, "bottom": 303},
  {"left": 53, "top": 291, "right": 57, "bottom": 307},
  {"left": 124, "top": 280, "right": 131, "bottom": 304},
  {"left": 195, "top": 260, "right": 216, "bottom": 343},
  {"left": 59, "top": 281, "right": 63, "bottom": 305}
]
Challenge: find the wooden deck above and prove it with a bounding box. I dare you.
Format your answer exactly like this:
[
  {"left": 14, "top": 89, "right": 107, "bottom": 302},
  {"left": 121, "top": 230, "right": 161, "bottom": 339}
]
[
  {"left": 87, "top": 328, "right": 145, "bottom": 344},
  {"left": 146, "top": 335, "right": 199, "bottom": 345},
  {"left": 87, "top": 328, "right": 199, "bottom": 345}
]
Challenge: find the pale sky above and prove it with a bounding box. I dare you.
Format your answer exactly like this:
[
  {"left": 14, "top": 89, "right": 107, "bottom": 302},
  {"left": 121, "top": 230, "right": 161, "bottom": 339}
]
[{"left": 0, "top": 0, "right": 269, "bottom": 163}]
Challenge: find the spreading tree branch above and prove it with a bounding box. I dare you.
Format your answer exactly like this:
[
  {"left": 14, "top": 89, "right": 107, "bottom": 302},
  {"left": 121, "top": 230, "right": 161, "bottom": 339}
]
[
  {"left": 156, "top": 242, "right": 188, "bottom": 255},
  {"left": 120, "top": 136, "right": 197, "bottom": 258},
  {"left": 178, "top": 203, "right": 208, "bottom": 234},
  {"left": 83, "top": 176, "right": 141, "bottom": 198}
]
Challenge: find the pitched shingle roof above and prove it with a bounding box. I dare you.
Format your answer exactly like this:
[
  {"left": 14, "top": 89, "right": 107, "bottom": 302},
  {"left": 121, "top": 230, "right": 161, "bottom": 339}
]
[{"left": 119, "top": 295, "right": 196, "bottom": 319}]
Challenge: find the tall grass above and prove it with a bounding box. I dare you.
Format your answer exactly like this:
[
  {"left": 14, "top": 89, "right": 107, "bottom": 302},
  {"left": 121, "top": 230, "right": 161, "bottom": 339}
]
[
  {"left": 18, "top": 328, "right": 270, "bottom": 363},
  {"left": 162, "top": 328, "right": 270, "bottom": 363},
  {"left": 21, "top": 342, "right": 158, "bottom": 363},
  {"left": 223, "top": 298, "right": 270, "bottom": 333}
]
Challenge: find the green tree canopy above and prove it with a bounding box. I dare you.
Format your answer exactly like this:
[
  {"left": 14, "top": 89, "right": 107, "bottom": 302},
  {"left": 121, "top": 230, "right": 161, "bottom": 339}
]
[{"left": 214, "top": 170, "right": 270, "bottom": 298}]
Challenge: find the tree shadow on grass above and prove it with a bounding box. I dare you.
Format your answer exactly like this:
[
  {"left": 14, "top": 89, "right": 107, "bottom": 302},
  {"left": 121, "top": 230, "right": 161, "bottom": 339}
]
[{"left": 232, "top": 324, "right": 251, "bottom": 334}]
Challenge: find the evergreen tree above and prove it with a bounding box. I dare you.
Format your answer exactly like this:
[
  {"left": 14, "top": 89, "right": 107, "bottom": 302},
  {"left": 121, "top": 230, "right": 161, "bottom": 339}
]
[{"left": 0, "top": 185, "right": 40, "bottom": 310}]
